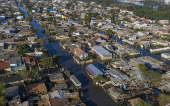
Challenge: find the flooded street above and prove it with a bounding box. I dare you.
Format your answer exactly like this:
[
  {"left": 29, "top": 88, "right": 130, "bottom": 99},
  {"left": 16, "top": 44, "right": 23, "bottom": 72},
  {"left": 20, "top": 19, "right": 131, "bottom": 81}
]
[{"left": 18, "top": 4, "right": 117, "bottom": 106}]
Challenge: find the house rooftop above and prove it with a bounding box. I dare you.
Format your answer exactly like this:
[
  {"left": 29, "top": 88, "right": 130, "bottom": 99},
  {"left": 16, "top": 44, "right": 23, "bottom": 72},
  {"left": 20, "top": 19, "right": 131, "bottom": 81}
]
[
  {"left": 49, "top": 98, "right": 69, "bottom": 106},
  {"left": 26, "top": 82, "right": 47, "bottom": 96},
  {"left": 86, "top": 64, "right": 103, "bottom": 76},
  {"left": 0, "top": 61, "right": 10, "bottom": 70},
  {"left": 10, "top": 56, "right": 23, "bottom": 64}
]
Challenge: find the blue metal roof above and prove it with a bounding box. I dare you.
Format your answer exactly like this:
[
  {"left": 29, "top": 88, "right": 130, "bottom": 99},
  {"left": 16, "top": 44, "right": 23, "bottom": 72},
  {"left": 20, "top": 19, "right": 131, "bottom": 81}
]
[
  {"left": 86, "top": 64, "right": 103, "bottom": 76},
  {"left": 42, "top": 9, "right": 57, "bottom": 12}
]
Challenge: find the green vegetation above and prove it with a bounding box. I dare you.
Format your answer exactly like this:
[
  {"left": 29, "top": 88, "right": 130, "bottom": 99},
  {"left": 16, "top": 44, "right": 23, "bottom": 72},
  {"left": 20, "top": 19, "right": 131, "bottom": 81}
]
[
  {"left": 0, "top": 34, "right": 4, "bottom": 39},
  {"left": 64, "top": 70, "right": 70, "bottom": 77},
  {"left": 30, "top": 67, "right": 40, "bottom": 79},
  {"left": 41, "top": 53, "right": 53, "bottom": 73},
  {"left": 0, "top": 83, "right": 7, "bottom": 106},
  {"left": 156, "top": 44, "right": 163, "bottom": 48},
  {"left": 37, "top": 38, "right": 46, "bottom": 46},
  {"left": 47, "top": 17, "right": 53, "bottom": 21},
  {"left": 106, "top": 29, "right": 113, "bottom": 37},
  {"left": 18, "top": 69, "right": 30, "bottom": 79},
  {"left": 66, "top": 3, "right": 71, "bottom": 9},
  {"left": 17, "top": 43, "right": 31, "bottom": 54},
  {"left": 157, "top": 94, "right": 170, "bottom": 106},
  {"left": 136, "top": 99, "right": 150, "bottom": 106},
  {"left": 68, "top": 26, "right": 76, "bottom": 34},
  {"left": 25, "top": 17, "right": 32, "bottom": 22},
  {"left": 69, "top": 36, "right": 75, "bottom": 42},
  {"left": 84, "top": 15, "right": 91, "bottom": 24},
  {"left": 138, "top": 64, "right": 161, "bottom": 80},
  {"left": 53, "top": 54, "right": 61, "bottom": 66},
  {"left": 94, "top": 76, "right": 106, "bottom": 83},
  {"left": 162, "top": 37, "right": 170, "bottom": 41},
  {"left": 18, "top": 68, "right": 40, "bottom": 80}
]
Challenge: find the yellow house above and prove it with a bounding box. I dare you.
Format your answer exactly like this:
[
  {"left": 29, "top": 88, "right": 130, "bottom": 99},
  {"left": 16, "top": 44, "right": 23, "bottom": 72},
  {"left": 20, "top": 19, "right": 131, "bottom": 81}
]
[{"left": 62, "top": 15, "right": 68, "bottom": 20}]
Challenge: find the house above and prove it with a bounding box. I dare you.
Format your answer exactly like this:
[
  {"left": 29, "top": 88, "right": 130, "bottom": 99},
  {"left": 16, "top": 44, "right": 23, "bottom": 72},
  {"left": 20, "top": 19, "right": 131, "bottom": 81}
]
[
  {"left": 86, "top": 64, "right": 103, "bottom": 79},
  {"left": 48, "top": 98, "right": 69, "bottom": 106},
  {"left": 8, "top": 95, "right": 21, "bottom": 106},
  {"left": 42, "top": 9, "right": 57, "bottom": 13},
  {"left": 16, "top": 16, "right": 24, "bottom": 20},
  {"left": 151, "top": 39, "right": 169, "bottom": 46},
  {"left": 49, "top": 90, "right": 69, "bottom": 99},
  {"left": 73, "top": 47, "right": 88, "bottom": 60},
  {"left": 27, "top": 36, "right": 37, "bottom": 41},
  {"left": 70, "top": 75, "right": 81, "bottom": 87},
  {"left": 48, "top": 72, "right": 65, "bottom": 83},
  {"left": 26, "top": 82, "right": 47, "bottom": 96},
  {"left": 6, "top": 86, "right": 19, "bottom": 98},
  {"left": 107, "top": 69, "right": 130, "bottom": 85},
  {"left": 34, "top": 48, "right": 43, "bottom": 56},
  {"left": 0, "top": 55, "right": 10, "bottom": 61},
  {"left": 23, "top": 56, "right": 36, "bottom": 67},
  {"left": 87, "top": 41, "right": 96, "bottom": 48},
  {"left": 91, "top": 36, "right": 106, "bottom": 44},
  {"left": 107, "top": 87, "right": 127, "bottom": 100},
  {"left": 0, "top": 61, "right": 11, "bottom": 72},
  {"left": 52, "top": 82, "right": 67, "bottom": 90},
  {"left": 10, "top": 56, "right": 26, "bottom": 73},
  {"left": 159, "top": 20, "right": 169, "bottom": 25},
  {"left": 92, "top": 46, "right": 112, "bottom": 60},
  {"left": 161, "top": 53, "right": 170, "bottom": 59},
  {"left": 0, "top": 15, "right": 5, "bottom": 19}
]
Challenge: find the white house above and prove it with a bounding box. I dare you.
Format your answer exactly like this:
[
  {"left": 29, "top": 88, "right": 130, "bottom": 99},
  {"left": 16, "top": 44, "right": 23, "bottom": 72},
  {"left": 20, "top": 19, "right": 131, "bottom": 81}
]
[
  {"left": 34, "top": 48, "right": 43, "bottom": 56},
  {"left": 161, "top": 53, "right": 170, "bottom": 59},
  {"left": 16, "top": 16, "right": 24, "bottom": 20}
]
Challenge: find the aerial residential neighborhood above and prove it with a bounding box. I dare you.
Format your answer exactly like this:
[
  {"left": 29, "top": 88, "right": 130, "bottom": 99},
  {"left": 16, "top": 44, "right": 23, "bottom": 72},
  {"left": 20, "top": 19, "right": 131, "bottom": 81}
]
[{"left": 1, "top": 0, "right": 170, "bottom": 106}]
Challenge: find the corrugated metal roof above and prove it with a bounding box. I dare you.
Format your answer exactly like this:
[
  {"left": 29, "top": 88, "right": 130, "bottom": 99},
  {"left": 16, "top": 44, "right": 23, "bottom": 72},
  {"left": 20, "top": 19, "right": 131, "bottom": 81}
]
[
  {"left": 86, "top": 64, "right": 103, "bottom": 76},
  {"left": 92, "top": 46, "right": 112, "bottom": 57}
]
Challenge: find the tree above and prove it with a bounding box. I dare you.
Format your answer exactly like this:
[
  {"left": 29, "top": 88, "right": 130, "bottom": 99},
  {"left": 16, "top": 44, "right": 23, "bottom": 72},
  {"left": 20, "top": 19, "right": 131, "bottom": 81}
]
[
  {"left": 64, "top": 70, "right": 70, "bottom": 77},
  {"left": 53, "top": 54, "right": 61, "bottom": 65},
  {"left": 30, "top": 67, "right": 40, "bottom": 79},
  {"left": 106, "top": 29, "right": 113, "bottom": 37},
  {"left": 41, "top": 54, "right": 53, "bottom": 73},
  {"left": 40, "top": 17, "right": 45, "bottom": 21},
  {"left": 66, "top": 3, "right": 71, "bottom": 9},
  {"left": 17, "top": 43, "right": 31, "bottom": 54},
  {"left": 0, "top": 34, "right": 4, "bottom": 39},
  {"left": 68, "top": 26, "right": 76, "bottom": 34},
  {"left": 0, "top": 83, "right": 7, "bottom": 106},
  {"left": 37, "top": 38, "right": 46, "bottom": 46},
  {"left": 18, "top": 70, "right": 30, "bottom": 79},
  {"left": 47, "top": 17, "right": 53, "bottom": 21},
  {"left": 25, "top": 17, "right": 32, "bottom": 22}
]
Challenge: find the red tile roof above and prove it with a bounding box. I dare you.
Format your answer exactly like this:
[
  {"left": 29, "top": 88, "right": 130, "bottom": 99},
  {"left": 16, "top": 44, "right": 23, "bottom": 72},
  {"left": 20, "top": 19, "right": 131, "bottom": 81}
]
[
  {"left": 30, "top": 58, "right": 36, "bottom": 65},
  {"left": 73, "top": 47, "right": 85, "bottom": 56},
  {"left": 0, "top": 61, "right": 10, "bottom": 70},
  {"left": 24, "top": 57, "right": 30, "bottom": 63},
  {"left": 91, "top": 36, "right": 99, "bottom": 41}
]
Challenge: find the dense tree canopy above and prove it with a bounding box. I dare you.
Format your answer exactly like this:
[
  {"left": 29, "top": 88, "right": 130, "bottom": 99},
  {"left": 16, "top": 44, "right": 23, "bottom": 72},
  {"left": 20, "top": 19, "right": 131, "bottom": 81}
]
[{"left": 17, "top": 43, "right": 31, "bottom": 54}]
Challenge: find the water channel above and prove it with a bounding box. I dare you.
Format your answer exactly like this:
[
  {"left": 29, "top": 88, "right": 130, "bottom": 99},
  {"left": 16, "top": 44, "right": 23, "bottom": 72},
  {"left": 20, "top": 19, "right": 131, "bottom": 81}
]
[
  {"left": 18, "top": 3, "right": 117, "bottom": 106},
  {"left": 17, "top": 0, "right": 170, "bottom": 105}
]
